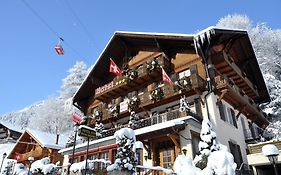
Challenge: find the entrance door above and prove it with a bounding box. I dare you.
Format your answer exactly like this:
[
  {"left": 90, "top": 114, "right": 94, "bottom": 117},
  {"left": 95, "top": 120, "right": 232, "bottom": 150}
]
[
  {"left": 159, "top": 145, "right": 175, "bottom": 174},
  {"left": 160, "top": 147, "right": 175, "bottom": 169}
]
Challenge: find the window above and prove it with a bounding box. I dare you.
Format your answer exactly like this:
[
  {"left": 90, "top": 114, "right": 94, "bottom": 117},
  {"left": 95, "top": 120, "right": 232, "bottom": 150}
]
[
  {"left": 99, "top": 152, "right": 109, "bottom": 169},
  {"left": 89, "top": 154, "right": 99, "bottom": 170},
  {"left": 229, "top": 141, "right": 243, "bottom": 168},
  {"left": 179, "top": 69, "right": 191, "bottom": 79},
  {"left": 218, "top": 101, "right": 237, "bottom": 128}
]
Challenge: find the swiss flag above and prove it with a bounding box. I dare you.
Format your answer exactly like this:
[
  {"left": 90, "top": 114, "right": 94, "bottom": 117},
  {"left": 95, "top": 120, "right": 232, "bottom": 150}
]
[
  {"left": 55, "top": 45, "right": 64, "bottom": 55},
  {"left": 14, "top": 152, "right": 22, "bottom": 161},
  {"left": 162, "top": 68, "right": 173, "bottom": 86},
  {"left": 109, "top": 58, "right": 121, "bottom": 77}
]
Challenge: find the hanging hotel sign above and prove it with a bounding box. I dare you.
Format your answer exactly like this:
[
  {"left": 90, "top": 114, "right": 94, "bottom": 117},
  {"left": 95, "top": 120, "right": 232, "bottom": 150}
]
[{"left": 78, "top": 125, "right": 96, "bottom": 139}]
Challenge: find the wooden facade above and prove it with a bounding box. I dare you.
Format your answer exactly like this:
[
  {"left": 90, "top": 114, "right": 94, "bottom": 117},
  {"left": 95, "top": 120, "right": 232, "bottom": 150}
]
[
  {"left": 61, "top": 28, "right": 270, "bottom": 175},
  {"left": 7, "top": 129, "right": 63, "bottom": 166}
]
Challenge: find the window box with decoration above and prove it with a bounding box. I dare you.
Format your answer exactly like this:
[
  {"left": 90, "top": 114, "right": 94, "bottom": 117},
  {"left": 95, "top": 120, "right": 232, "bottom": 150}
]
[{"left": 149, "top": 86, "right": 164, "bottom": 102}]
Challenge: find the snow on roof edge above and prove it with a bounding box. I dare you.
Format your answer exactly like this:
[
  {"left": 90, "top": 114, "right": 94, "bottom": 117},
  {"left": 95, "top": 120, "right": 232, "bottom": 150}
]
[
  {"left": 115, "top": 30, "right": 194, "bottom": 38},
  {"left": 0, "top": 121, "right": 23, "bottom": 133}
]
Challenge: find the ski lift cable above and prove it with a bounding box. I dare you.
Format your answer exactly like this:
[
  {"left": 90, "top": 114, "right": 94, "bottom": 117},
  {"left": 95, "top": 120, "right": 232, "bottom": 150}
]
[
  {"left": 62, "top": 0, "right": 102, "bottom": 51},
  {"left": 21, "top": 0, "right": 85, "bottom": 59}
]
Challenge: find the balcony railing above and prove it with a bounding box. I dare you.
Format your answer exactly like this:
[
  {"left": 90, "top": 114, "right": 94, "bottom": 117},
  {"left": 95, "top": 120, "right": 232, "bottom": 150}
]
[
  {"left": 248, "top": 140, "right": 281, "bottom": 154},
  {"left": 94, "top": 55, "right": 171, "bottom": 101},
  {"left": 102, "top": 108, "right": 193, "bottom": 138}
]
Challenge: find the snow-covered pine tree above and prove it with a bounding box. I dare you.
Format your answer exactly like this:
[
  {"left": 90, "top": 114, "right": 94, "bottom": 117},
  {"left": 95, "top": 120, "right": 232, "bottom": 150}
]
[
  {"left": 60, "top": 61, "right": 88, "bottom": 99},
  {"left": 107, "top": 128, "right": 137, "bottom": 174},
  {"left": 193, "top": 118, "right": 220, "bottom": 169}
]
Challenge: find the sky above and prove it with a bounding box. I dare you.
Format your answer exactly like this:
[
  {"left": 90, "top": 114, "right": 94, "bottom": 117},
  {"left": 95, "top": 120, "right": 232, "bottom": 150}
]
[{"left": 0, "top": 0, "right": 281, "bottom": 115}]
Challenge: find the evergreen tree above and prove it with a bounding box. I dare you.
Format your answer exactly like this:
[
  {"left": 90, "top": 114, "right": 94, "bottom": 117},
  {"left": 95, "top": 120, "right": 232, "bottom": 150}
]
[{"left": 193, "top": 118, "right": 220, "bottom": 169}]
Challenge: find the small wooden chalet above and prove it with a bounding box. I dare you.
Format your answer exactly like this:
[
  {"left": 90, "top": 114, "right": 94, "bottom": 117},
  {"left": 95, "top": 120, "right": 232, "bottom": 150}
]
[
  {"left": 0, "top": 121, "right": 22, "bottom": 143},
  {"left": 7, "top": 129, "right": 67, "bottom": 166},
  {"left": 60, "top": 27, "right": 270, "bottom": 174}
]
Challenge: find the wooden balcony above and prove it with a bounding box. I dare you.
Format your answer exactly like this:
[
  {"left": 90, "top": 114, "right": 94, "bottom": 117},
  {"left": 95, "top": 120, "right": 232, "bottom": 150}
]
[
  {"left": 97, "top": 73, "right": 205, "bottom": 123},
  {"left": 214, "top": 51, "right": 259, "bottom": 101},
  {"left": 102, "top": 108, "right": 190, "bottom": 138},
  {"left": 94, "top": 56, "right": 170, "bottom": 102},
  {"left": 214, "top": 75, "right": 269, "bottom": 128}
]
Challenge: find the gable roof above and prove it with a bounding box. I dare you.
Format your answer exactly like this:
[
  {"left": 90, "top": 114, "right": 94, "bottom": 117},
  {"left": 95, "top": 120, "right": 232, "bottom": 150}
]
[
  {"left": 0, "top": 121, "right": 23, "bottom": 133},
  {"left": 25, "top": 128, "right": 68, "bottom": 150},
  {"left": 73, "top": 27, "right": 270, "bottom": 114}
]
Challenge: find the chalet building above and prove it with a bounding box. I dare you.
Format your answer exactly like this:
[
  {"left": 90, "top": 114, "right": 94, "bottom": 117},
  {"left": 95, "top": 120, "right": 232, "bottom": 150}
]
[
  {"left": 0, "top": 121, "right": 22, "bottom": 144},
  {"left": 7, "top": 128, "right": 67, "bottom": 166},
  {"left": 59, "top": 27, "right": 270, "bottom": 174}
]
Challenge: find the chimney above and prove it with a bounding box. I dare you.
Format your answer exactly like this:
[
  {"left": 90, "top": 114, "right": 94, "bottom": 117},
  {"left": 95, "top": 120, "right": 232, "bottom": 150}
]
[{"left": 56, "top": 134, "right": 59, "bottom": 144}]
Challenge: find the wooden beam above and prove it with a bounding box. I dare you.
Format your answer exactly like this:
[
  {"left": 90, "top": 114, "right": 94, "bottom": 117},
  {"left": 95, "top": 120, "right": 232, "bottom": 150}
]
[{"left": 222, "top": 51, "right": 259, "bottom": 99}]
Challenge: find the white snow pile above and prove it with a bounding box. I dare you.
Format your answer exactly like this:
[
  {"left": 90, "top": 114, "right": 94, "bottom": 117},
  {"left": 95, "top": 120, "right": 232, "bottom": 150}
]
[
  {"left": 174, "top": 117, "right": 237, "bottom": 175},
  {"left": 137, "top": 165, "right": 173, "bottom": 174},
  {"left": 107, "top": 128, "right": 138, "bottom": 173},
  {"left": 262, "top": 144, "right": 279, "bottom": 156},
  {"left": 30, "top": 157, "right": 59, "bottom": 175},
  {"left": 13, "top": 163, "right": 30, "bottom": 175},
  {"left": 70, "top": 159, "right": 111, "bottom": 173},
  {"left": 174, "top": 147, "right": 237, "bottom": 175},
  {"left": 174, "top": 155, "right": 201, "bottom": 175}
]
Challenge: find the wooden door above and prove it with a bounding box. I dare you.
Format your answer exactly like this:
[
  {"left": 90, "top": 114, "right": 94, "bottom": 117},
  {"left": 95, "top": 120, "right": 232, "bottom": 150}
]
[{"left": 159, "top": 147, "right": 175, "bottom": 174}]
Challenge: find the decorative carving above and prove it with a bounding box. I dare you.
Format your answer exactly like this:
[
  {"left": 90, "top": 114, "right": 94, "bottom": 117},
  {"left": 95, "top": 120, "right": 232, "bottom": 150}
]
[{"left": 108, "top": 103, "right": 120, "bottom": 118}]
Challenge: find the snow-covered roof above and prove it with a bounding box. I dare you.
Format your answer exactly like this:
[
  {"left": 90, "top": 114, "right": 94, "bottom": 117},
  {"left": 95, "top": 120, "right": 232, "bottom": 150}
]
[
  {"left": 26, "top": 128, "right": 68, "bottom": 150},
  {"left": 0, "top": 121, "right": 23, "bottom": 133}
]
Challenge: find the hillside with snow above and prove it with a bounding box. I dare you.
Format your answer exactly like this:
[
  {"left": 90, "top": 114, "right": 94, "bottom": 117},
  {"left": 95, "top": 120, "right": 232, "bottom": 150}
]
[{"left": 0, "top": 61, "right": 88, "bottom": 135}]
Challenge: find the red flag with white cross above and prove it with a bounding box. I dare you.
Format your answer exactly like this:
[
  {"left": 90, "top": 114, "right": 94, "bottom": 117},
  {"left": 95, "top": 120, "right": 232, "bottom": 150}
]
[
  {"left": 109, "top": 58, "right": 121, "bottom": 77},
  {"left": 162, "top": 67, "right": 173, "bottom": 86}
]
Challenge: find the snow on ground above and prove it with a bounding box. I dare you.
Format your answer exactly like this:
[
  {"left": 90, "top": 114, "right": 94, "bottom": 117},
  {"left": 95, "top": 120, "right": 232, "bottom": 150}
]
[
  {"left": 137, "top": 165, "right": 173, "bottom": 174},
  {"left": 0, "top": 143, "right": 15, "bottom": 161}
]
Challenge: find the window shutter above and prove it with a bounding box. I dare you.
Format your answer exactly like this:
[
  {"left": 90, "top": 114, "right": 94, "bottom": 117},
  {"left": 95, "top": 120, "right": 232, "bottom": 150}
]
[
  {"left": 218, "top": 101, "right": 226, "bottom": 121},
  {"left": 230, "top": 108, "right": 237, "bottom": 128}
]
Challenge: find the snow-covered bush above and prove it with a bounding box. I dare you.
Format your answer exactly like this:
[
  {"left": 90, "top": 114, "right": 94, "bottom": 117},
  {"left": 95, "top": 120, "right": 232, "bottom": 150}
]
[
  {"left": 30, "top": 157, "right": 59, "bottom": 175},
  {"left": 13, "top": 163, "right": 29, "bottom": 175},
  {"left": 174, "top": 155, "right": 201, "bottom": 175}
]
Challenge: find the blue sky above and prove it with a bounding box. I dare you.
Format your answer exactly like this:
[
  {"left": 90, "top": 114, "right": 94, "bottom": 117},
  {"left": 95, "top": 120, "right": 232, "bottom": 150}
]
[{"left": 0, "top": 0, "right": 280, "bottom": 115}]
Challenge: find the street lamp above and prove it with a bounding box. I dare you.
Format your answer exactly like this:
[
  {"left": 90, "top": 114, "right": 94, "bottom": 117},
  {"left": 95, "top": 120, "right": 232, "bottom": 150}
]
[
  {"left": 0, "top": 153, "right": 7, "bottom": 173},
  {"left": 27, "top": 157, "right": 34, "bottom": 175},
  {"left": 262, "top": 144, "right": 279, "bottom": 175}
]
